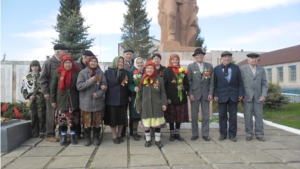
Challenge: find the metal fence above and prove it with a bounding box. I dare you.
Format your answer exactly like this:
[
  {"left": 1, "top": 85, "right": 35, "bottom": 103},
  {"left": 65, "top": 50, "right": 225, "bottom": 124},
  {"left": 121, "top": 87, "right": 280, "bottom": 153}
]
[{"left": 283, "top": 93, "right": 300, "bottom": 103}]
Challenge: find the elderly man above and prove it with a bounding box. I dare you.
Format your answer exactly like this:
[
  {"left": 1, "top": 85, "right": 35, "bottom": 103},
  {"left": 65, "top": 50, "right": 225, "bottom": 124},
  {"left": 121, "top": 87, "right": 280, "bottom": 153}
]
[
  {"left": 213, "top": 51, "right": 244, "bottom": 142},
  {"left": 76, "top": 50, "right": 95, "bottom": 69},
  {"left": 240, "top": 53, "right": 268, "bottom": 141},
  {"left": 40, "top": 44, "right": 68, "bottom": 142},
  {"left": 187, "top": 47, "right": 214, "bottom": 141}
]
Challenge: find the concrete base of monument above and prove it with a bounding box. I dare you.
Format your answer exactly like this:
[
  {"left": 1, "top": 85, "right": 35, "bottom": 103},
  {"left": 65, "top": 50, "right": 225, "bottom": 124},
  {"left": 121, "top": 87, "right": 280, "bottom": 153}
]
[
  {"left": 160, "top": 41, "right": 196, "bottom": 52},
  {"left": 1, "top": 119, "right": 32, "bottom": 152}
]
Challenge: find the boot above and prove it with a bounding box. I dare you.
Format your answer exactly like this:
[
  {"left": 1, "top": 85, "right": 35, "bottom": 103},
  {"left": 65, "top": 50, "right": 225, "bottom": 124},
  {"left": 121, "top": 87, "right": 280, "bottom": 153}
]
[
  {"left": 70, "top": 134, "right": 78, "bottom": 145},
  {"left": 93, "top": 128, "right": 100, "bottom": 146},
  {"left": 84, "top": 128, "right": 91, "bottom": 146},
  {"left": 60, "top": 135, "right": 67, "bottom": 146},
  {"left": 169, "top": 134, "right": 175, "bottom": 141}
]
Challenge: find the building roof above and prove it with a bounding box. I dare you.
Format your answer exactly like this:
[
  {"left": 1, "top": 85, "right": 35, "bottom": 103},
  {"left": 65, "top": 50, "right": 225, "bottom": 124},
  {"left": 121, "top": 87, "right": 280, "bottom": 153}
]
[{"left": 238, "top": 45, "right": 300, "bottom": 66}]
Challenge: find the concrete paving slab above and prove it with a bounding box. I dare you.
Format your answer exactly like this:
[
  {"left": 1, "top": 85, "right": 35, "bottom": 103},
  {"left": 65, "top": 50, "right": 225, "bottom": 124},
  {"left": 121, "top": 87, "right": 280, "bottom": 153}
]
[
  {"left": 236, "top": 150, "right": 281, "bottom": 164},
  {"left": 172, "top": 164, "right": 213, "bottom": 169},
  {"left": 287, "top": 163, "right": 300, "bottom": 169},
  {"left": 161, "top": 144, "right": 195, "bottom": 154},
  {"left": 36, "top": 139, "right": 61, "bottom": 147},
  {"left": 199, "top": 152, "right": 243, "bottom": 164},
  {"left": 22, "top": 146, "right": 62, "bottom": 157},
  {"left": 1, "top": 157, "right": 15, "bottom": 168},
  {"left": 247, "top": 140, "right": 289, "bottom": 150},
  {"left": 277, "top": 141, "right": 300, "bottom": 150},
  {"left": 4, "top": 157, "right": 52, "bottom": 169},
  {"left": 264, "top": 149, "right": 300, "bottom": 163},
  {"left": 130, "top": 154, "right": 167, "bottom": 167},
  {"left": 219, "top": 142, "right": 259, "bottom": 152},
  {"left": 212, "top": 164, "right": 254, "bottom": 169},
  {"left": 90, "top": 155, "right": 127, "bottom": 168},
  {"left": 265, "top": 135, "right": 299, "bottom": 142},
  {"left": 268, "top": 129, "right": 300, "bottom": 136},
  {"left": 21, "top": 137, "right": 43, "bottom": 147},
  {"left": 47, "top": 156, "right": 90, "bottom": 168},
  {"left": 68, "top": 139, "right": 96, "bottom": 147},
  {"left": 251, "top": 163, "right": 294, "bottom": 169},
  {"left": 132, "top": 166, "right": 170, "bottom": 169},
  {"left": 130, "top": 145, "right": 161, "bottom": 155},
  {"left": 165, "top": 153, "right": 204, "bottom": 167},
  {"left": 191, "top": 143, "right": 228, "bottom": 153},
  {"left": 96, "top": 145, "right": 127, "bottom": 156},
  {"left": 3, "top": 146, "right": 31, "bottom": 157},
  {"left": 58, "top": 146, "right": 95, "bottom": 156},
  {"left": 130, "top": 138, "right": 148, "bottom": 146}
]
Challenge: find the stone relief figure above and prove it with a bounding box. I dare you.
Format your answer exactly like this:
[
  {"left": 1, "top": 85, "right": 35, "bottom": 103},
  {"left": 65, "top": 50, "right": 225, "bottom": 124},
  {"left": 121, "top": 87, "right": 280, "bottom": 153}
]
[{"left": 158, "top": 0, "right": 200, "bottom": 49}]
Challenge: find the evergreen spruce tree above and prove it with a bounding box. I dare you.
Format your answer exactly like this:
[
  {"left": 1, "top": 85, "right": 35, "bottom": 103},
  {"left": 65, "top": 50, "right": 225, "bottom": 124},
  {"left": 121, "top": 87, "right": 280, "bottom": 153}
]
[
  {"left": 121, "top": 0, "right": 154, "bottom": 59},
  {"left": 53, "top": 0, "right": 94, "bottom": 60},
  {"left": 195, "top": 30, "right": 207, "bottom": 51}
]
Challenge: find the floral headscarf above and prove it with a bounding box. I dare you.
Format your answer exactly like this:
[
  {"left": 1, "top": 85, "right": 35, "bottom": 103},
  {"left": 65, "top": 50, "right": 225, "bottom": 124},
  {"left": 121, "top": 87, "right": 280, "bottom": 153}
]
[
  {"left": 134, "top": 57, "right": 145, "bottom": 70},
  {"left": 140, "top": 61, "right": 157, "bottom": 86},
  {"left": 167, "top": 54, "right": 181, "bottom": 74}
]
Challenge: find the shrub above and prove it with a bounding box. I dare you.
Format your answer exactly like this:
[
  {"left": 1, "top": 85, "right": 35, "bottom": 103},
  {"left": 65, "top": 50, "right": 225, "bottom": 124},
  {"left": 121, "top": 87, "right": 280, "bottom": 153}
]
[
  {"left": 1, "top": 101, "right": 31, "bottom": 120},
  {"left": 264, "top": 82, "right": 289, "bottom": 110}
]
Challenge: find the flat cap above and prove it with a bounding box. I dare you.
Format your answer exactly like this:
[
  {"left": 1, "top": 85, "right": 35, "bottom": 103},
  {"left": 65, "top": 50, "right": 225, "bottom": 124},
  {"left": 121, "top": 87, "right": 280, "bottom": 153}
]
[
  {"left": 221, "top": 51, "right": 232, "bottom": 57},
  {"left": 53, "top": 44, "right": 68, "bottom": 50},
  {"left": 124, "top": 49, "right": 134, "bottom": 54},
  {"left": 192, "top": 47, "right": 206, "bottom": 56},
  {"left": 247, "top": 53, "right": 260, "bottom": 58},
  {"left": 83, "top": 50, "right": 95, "bottom": 56}
]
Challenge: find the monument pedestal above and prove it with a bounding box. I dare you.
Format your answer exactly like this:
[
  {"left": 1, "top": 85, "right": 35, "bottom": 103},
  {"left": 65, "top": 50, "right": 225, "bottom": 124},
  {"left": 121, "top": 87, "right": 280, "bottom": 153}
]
[
  {"left": 1, "top": 119, "right": 32, "bottom": 152},
  {"left": 160, "top": 41, "right": 196, "bottom": 52}
]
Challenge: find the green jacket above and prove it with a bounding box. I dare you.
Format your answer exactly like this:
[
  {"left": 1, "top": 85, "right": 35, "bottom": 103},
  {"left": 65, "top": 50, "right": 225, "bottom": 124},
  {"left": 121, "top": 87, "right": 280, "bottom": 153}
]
[{"left": 50, "top": 71, "right": 80, "bottom": 111}]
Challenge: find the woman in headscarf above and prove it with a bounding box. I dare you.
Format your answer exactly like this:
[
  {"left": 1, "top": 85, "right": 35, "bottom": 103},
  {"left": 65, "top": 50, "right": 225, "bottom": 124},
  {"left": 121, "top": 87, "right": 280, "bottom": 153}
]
[
  {"left": 21, "top": 60, "right": 46, "bottom": 138},
  {"left": 128, "top": 57, "right": 145, "bottom": 141},
  {"left": 136, "top": 61, "right": 167, "bottom": 148},
  {"left": 163, "top": 54, "right": 190, "bottom": 141},
  {"left": 76, "top": 56, "right": 107, "bottom": 146},
  {"left": 104, "top": 56, "right": 130, "bottom": 144},
  {"left": 50, "top": 55, "right": 81, "bottom": 146}
]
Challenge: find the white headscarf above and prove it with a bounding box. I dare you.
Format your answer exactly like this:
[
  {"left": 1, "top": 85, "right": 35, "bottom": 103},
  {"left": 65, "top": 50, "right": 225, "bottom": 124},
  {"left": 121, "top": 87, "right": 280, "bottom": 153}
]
[{"left": 133, "top": 57, "right": 145, "bottom": 70}]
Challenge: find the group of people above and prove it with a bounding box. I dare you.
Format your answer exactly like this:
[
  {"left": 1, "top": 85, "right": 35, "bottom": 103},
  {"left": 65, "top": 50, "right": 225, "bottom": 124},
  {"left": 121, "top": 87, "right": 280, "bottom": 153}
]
[{"left": 21, "top": 44, "right": 268, "bottom": 148}]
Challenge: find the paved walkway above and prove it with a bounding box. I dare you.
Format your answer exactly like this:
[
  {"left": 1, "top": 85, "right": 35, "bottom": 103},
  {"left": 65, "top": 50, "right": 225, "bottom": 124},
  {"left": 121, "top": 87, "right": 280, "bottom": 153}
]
[{"left": 1, "top": 117, "right": 300, "bottom": 169}]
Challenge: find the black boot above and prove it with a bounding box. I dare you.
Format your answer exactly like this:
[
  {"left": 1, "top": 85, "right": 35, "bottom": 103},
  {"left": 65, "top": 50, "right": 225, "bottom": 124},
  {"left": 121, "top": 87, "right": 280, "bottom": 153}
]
[
  {"left": 70, "top": 134, "right": 78, "bottom": 145},
  {"left": 169, "top": 134, "right": 175, "bottom": 141},
  {"left": 84, "top": 128, "right": 91, "bottom": 146},
  {"left": 93, "top": 128, "right": 100, "bottom": 146},
  {"left": 60, "top": 135, "right": 67, "bottom": 146}
]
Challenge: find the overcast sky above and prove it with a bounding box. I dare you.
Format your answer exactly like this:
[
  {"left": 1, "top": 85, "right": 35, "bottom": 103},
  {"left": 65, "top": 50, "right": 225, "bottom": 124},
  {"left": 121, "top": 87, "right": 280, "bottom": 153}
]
[{"left": 1, "top": 0, "right": 300, "bottom": 62}]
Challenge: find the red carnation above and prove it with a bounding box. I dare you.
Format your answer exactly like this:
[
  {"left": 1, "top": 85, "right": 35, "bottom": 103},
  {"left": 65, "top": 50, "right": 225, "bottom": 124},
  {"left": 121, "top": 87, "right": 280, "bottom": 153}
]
[
  {"left": 1, "top": 103, "right": 8, "bottom": 114},
  {"left": 185, "top": 70, "right": 189, "bottom": 74},
  {"left": 13, "top": 106, "right": 22, "bottom": 119}
]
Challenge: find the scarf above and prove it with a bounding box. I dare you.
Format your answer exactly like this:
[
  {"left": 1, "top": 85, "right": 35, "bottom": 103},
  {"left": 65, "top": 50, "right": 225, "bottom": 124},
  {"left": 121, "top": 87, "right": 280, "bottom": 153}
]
[
  {"left": 56, "top": 55, "right": 80, "bottom": 92},
  {"left": 140, "top": 61, "right": 157, "bottom": 86},
  {"left": 167, "top": 54, "right": 181, "bottom": 75},
  {"left": 86, "top": 56, "right": 100, "bottom": 77}
]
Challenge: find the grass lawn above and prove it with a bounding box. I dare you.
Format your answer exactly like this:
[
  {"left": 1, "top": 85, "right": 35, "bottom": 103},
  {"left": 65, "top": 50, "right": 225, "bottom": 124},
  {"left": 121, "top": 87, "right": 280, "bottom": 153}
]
[{"left": 263, "top": 103, "right": 300, "bottom": 129}]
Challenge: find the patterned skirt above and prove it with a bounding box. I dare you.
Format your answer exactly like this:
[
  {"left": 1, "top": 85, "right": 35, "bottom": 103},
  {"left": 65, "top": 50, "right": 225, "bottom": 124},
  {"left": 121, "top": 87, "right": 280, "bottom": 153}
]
[
  {"left": 164, "top": 103, "right": 189, "bottom": 123},
  {"left": 104, "top": 105, "right": 127, "bottom": 127},
  {"left": 55, "top": 109, "right": 80, "bottom": 127},
  {"left": 81, "top": 110, "right": 103, "bottom": 128}
]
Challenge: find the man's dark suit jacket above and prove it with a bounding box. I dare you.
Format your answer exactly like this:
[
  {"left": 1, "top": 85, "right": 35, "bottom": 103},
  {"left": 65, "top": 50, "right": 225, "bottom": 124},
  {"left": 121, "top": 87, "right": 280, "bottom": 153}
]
[{"left": 213, "top": 63, "right": 244, "bottom": 103}]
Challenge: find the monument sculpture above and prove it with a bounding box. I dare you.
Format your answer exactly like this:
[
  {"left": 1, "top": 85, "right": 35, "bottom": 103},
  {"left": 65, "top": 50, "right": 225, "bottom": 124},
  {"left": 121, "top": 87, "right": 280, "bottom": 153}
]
[{"left": 158, "top": 0, "right": 200, "bottom": 51}]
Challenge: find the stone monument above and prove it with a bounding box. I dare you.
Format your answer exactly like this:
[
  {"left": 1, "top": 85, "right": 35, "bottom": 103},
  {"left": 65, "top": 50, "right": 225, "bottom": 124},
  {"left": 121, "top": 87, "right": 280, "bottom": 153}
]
[{"left": 158, "top": 0, "right": 200, "bottom": 51}]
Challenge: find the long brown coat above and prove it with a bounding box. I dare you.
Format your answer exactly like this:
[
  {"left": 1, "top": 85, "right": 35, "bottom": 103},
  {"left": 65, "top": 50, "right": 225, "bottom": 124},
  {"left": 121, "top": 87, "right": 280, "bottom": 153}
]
[{"left": 136, "top": 76, "right": 167, "bottom": 119}]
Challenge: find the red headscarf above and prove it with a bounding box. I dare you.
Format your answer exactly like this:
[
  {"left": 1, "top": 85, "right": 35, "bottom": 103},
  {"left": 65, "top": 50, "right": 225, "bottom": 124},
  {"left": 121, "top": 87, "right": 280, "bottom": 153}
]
[
  {"left": 56, "top": 55, "right": 80, "bottom": 92},
  {"left": 86, "top": 56, "right": 100, "bottom": 77},
  {"left": 167, "top": 54, "right": 181, "bottom": 75},
  {"left": 140, "top": 61, "right": 157, "bottom": 86}
]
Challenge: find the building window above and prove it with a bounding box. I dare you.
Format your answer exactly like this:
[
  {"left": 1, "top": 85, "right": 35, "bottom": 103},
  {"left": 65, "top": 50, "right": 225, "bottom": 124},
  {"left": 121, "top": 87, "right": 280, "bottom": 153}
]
[
  {"left": 266, "top": 68, "right": 272, "bottom": 82},
  {"left": 289, "top": 65, "right": 296, "bottom": 81},
  {"left": 277, "top": 67, "right": 283, "bottom": 82}
]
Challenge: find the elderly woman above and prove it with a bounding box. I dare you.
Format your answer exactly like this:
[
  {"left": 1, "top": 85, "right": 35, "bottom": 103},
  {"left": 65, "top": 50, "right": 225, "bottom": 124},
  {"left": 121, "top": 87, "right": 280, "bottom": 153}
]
[
  {"left": 50, "top": 55, "right": 81, "bottom": 146},
  {"left": 163, "top": 54, "right": 190, "bottom": 141},
  {"left": 76, "top": 56, "right": 107, "bottom": 146},
  {"left": 128, "top": 57, "right": 145, "bottom": 141},
  {"left": 136, "top": 62, "right": 167, "bottom": 148},
  {"left": 104, "top": 56, "right": 130, "bottom": 144},
  {"left": 21, "top": 60, "right": 46, "bottom": 138}
]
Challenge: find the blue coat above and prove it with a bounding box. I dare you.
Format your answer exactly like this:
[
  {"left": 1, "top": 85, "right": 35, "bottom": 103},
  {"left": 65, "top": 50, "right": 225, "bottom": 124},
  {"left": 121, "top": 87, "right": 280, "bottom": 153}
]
[
  {"left": 213, "top": 63, "right": 244, "bottom": 103},
  {"left": 105, "top": 67, "right": 129, "bottom": 106}
]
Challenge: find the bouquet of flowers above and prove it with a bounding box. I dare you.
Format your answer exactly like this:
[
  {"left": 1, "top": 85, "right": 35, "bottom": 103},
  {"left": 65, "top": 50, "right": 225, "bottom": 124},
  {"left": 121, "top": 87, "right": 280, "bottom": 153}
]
[
  {"left": 175, "top": 67, "right": 189, "bottom": 101},
  {"left": 133, "top": 69, "right": 142, "bottom": 107}
]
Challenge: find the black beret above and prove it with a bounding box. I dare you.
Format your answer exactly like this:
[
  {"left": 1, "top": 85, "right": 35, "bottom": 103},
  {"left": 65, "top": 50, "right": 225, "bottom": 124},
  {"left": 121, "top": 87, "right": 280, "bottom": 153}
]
[
  {"left": 53, "top": 44, "right": 68, "bottom": 50},
  {"left": 221, "top": 51, "right": 232, "bottom": 57},
  {"left": 192, "top": 47, "right": 206, "bottom": 56},
  {"left": 247, "top": 53, "right": 260, "bottom": 58},
  {"left": 152, "top": 53, "right": 161, "bottom": 60},
  {"left": 83, "top": 50, "right": 95, "bottom": 56},
  {"left": 124, "top": 49, "right": 134, "bottom": 54}
]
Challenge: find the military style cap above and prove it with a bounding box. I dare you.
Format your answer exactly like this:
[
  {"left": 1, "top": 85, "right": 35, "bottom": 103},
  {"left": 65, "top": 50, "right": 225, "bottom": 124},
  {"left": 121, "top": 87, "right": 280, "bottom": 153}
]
[
  {"left": 53, "top": 44, "right": 68, "bottom": 50},
  {"left": 124, "top": 49, "right": 134, "bottom": 54},
  {"left": 247, "top": 53, "right": 260, "bottom": 58},
  {"left": 192, "top": 47, "right": 206, "bottom": 56},
  {"left": 83, "top": 50, "right": 95, "bottom": 56},
  {"left": 221, "top": 51, "right": 232, "bottom": 57}
]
